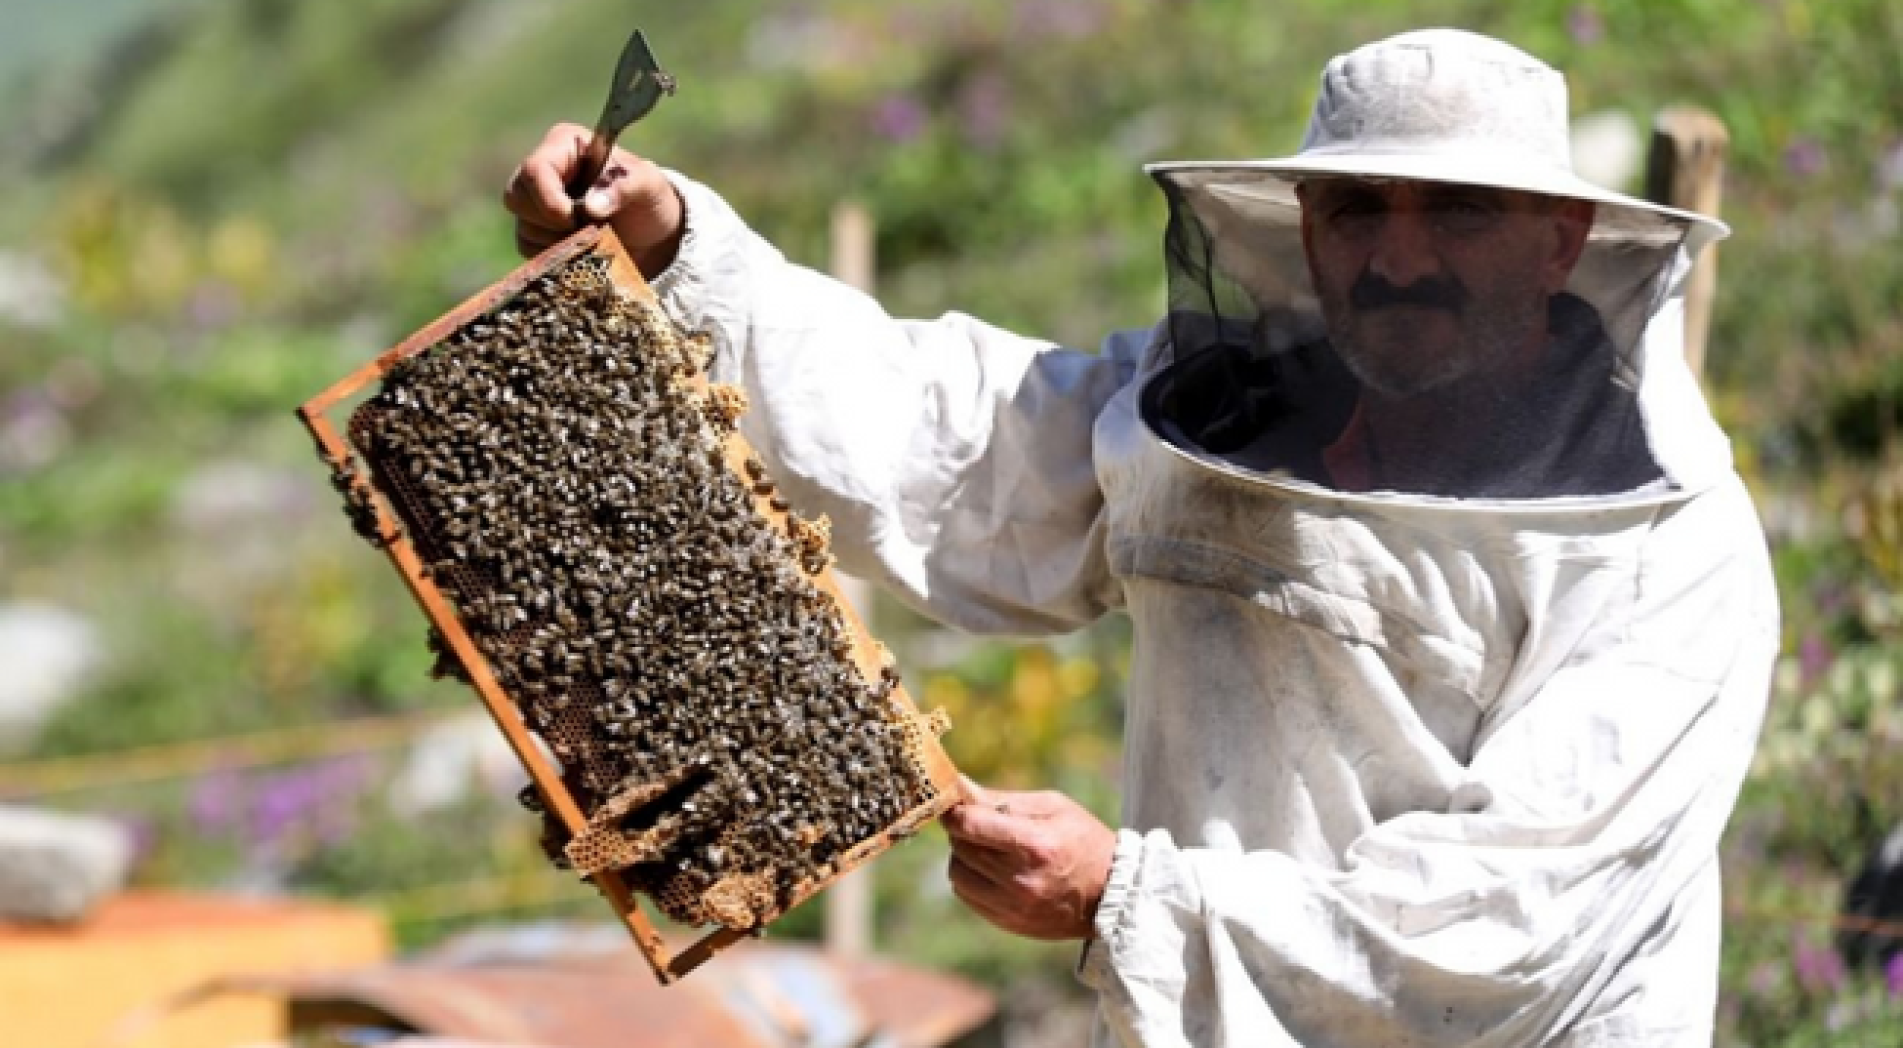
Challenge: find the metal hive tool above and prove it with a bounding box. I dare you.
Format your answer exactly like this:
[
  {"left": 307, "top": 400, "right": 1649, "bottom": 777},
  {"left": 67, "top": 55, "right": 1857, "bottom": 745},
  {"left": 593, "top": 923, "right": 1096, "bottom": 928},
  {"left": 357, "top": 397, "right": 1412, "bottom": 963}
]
[{"left": 297, "top": 226, "right": 964, "bottom": 984}]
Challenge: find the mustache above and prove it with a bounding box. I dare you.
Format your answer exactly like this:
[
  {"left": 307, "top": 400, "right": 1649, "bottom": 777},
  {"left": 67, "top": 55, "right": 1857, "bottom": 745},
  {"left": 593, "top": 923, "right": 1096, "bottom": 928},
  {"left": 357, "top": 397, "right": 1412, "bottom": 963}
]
[{"left": 1348, "top": 274, "right": 1467, "bottom": 312}]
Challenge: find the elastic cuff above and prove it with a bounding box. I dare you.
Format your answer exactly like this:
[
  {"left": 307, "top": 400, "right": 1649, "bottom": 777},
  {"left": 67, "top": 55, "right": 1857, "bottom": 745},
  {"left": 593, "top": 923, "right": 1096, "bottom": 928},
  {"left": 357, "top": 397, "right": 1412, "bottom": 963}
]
[
  {"left": 1092, "top": 828, "right": 1146, "bottom": 949},
  {"left": 649, "top": 170, "right": 710, "bottom": 326}
]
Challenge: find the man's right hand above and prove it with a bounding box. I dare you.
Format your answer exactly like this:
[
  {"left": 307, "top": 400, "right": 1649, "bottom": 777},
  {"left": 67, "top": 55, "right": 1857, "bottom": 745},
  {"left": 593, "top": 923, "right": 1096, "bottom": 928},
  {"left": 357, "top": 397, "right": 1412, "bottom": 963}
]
[{"left": 502, "top": 122, "right": 686, "bottom": 277}]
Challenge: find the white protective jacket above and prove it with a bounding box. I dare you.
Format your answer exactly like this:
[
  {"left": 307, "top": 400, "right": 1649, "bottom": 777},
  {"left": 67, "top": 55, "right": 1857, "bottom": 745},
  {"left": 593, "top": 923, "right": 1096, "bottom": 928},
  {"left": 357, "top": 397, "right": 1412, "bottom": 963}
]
[{"left": 650, "top": 170, "right": 1778, "bottom": 1047}]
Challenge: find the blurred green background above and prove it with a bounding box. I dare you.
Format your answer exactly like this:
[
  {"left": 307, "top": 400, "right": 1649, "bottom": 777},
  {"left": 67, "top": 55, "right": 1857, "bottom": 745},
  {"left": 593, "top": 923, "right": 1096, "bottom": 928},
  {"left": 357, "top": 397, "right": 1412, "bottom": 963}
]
[{"left": 1, "top": 0, "right": 1900, "bottom": 1042}]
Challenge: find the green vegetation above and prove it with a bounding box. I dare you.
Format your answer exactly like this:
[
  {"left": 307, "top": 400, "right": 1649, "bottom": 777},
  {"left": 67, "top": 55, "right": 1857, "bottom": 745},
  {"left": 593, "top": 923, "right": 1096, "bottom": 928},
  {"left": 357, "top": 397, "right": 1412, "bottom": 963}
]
[{"left": 2, "top": 0, "right": 1900, "bottom": 1040}]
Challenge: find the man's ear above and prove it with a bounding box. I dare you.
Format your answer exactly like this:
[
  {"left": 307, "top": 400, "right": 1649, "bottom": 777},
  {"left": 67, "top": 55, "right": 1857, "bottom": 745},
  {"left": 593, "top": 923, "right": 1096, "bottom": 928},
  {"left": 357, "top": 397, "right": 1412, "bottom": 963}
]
[{"left": 1544, "top": 199, "right": 1595, "bottom": 293}]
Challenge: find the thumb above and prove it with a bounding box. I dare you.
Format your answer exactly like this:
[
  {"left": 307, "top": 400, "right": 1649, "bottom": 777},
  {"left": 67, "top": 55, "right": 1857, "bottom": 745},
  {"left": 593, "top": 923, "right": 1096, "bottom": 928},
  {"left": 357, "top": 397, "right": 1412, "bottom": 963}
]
[{"left": 580, "top": 181, "right": 623, "bottom": 223}]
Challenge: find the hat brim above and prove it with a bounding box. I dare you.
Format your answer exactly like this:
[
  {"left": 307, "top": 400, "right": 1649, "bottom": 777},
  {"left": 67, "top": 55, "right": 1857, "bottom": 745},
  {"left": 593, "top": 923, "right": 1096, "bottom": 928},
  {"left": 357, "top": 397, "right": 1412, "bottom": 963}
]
[{"left": 1145, "top": 155, "right": 1729, "bottom": 256}]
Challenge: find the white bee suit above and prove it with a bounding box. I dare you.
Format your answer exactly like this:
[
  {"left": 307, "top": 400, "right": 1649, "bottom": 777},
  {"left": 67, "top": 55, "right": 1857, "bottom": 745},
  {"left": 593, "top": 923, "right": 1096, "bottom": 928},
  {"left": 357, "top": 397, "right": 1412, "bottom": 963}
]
[{"left": 644, "top": 33, "right": 1775, "bottom": 1048}]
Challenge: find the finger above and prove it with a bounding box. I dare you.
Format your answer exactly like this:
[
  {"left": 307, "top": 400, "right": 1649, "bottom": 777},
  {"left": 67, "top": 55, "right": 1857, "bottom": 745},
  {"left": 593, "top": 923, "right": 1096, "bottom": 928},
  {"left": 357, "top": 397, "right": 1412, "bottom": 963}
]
[
  {"left": 514, "top": 219, "right": 570, "bottom": 255},
  {"left": 503, "top": 124, "right": 591, "bottom": 230},
  {"left": 516, "top": 208, "right": 572, "bottom": 237},
  {"left": 947, "top": 852, "right": 1017, "bottom": 919},
  {"left": 515, "top": 227, "right": 558, "bottom": 259},
  {"left": 577, "top": 162, "right": 635, "bottom": 224},
  {"left": 944, "top": 774, "right": 1013, "bottom": 828},
  {"left": 946, "top": 831, "right": 1016, "bottom": 881},
  {"left": 941, "top": 801, "right": 1029, "bottom": 852},
  {"left": 589, "top": 153, "right": 682, "bottom": 246},
  {"left": 514, "top": 215, "right": 574, "bottom": 257},
  {"left": 514, "top": 210, "right": 571, "bottom": 242},
  {"left": 503, "top": 167, "right": 573, "bottom": 234}
]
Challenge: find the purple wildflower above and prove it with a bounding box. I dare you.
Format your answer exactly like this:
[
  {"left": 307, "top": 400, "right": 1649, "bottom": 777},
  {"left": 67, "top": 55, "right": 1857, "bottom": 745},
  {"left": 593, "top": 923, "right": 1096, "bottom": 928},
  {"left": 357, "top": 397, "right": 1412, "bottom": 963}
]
[
  {"left": 1798, "top": 634, "right": 1833, "bottom": 686},
  {"left": 247, "top": 770, "right": 317, "bottom": 848},
  {"left": 0, "top": 390, "right": 69, "bottom": 474},
  {"left": 187, "top": 768, "right": 246, "bottom": 835},
  {"left": 113, "top": 813, "right": 159, "bottom": 866},
  {"left": 186, "top": 280, "right": 240, "bottom": 331},
  {"left": 871, "top": 93, "right": 928, "bottom": 144},
  {"left": 1812, "top": 581, "right": 1851, "bottom": 618},
  {"left": 312, "top": 753, "right": 375, "bottom": 793},
  {"left": 242, "top": 757, "right": 374, "bottom": 852},
  {"left": 957, "top": 69, "right": 1013, "bottom": 150},
  {"left": 1887, "top": 952, "right": 1903, "bottom": 998},
  {"left": 1784, "top": 138, "right": 1828, "bottom": 179},
  {"left": 1792, "top": 939, "right": 1845, "bottom": 994},
  {"left": 1748, "top": 959, "right": 1782, "bottom": 998},
  {"left": 1567, "top": 5, "right": 1605, "bottom": 46}
]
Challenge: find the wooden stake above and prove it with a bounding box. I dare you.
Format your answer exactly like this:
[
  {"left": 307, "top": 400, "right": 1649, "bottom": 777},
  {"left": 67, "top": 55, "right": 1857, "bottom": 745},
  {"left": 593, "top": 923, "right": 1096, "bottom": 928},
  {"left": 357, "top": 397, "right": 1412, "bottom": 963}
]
[
  {"left": 825, "top": 199, "right": 877, "bottom": 961},
  {"left": 1644, "top": 106, "right": 1729, "bottom": 379}
]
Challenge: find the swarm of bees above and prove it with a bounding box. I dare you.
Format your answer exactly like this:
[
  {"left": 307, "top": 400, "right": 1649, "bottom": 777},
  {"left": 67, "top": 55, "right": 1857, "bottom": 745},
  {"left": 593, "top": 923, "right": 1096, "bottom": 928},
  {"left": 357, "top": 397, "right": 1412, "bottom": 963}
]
[{"left": 345, "top": 251, "right": 940, "bottom": 930}]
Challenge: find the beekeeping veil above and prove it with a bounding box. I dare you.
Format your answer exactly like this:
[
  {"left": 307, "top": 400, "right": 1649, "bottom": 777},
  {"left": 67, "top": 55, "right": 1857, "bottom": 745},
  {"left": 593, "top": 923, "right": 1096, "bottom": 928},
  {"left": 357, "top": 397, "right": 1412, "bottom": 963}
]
[{"left": 1141, "top": 29, "right": 1730, "bottom": 501}]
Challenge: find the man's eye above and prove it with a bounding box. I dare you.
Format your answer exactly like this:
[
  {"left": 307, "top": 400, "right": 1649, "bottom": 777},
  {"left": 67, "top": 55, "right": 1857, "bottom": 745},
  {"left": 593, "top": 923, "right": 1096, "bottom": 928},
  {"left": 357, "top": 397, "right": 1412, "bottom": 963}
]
[
  {"left": 1438, "top": 197, "right": 1495, "bottom": 216},
  {"left": 1325, "top": 197, "right": 1385, "bottom": 234},
  {"left": 1434, "top": 200, "right": 1501, "bottom": 233}
]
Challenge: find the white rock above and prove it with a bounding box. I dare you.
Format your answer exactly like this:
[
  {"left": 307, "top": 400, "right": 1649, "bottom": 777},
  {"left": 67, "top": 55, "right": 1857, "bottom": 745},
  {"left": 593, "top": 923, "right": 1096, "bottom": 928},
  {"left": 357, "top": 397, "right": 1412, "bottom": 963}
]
[
  {"left": 170, "top": 459, "right": 309, "bottom": 537},
  {"left": 0, "top": 251, "right": 64, "bottom": 329},
  {"left": 0, "top": 806, "right": 133, "bottom": 923},
  {"left": 168, "top": 460, "right": 314, "bottom": 601},
  {"left": 390, "top": 713, "right": 527, "bottom": 816},
  {"left": 0, "top": 604, "right": 102, "bottom": 754}
]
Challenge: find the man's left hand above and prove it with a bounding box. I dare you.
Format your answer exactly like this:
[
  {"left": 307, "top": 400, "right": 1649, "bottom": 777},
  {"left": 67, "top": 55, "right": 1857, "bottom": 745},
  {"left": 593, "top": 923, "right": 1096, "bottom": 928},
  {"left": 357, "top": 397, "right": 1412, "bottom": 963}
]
[{"left": 942, "top": 777, "right": 1117, "bottom": 941}]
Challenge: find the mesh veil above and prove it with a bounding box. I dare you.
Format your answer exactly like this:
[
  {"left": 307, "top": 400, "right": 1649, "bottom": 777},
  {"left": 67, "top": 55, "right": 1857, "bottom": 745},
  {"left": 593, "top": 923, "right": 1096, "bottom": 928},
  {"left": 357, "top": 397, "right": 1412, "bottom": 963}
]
[{"left": 1142, "top": 170, "right": 1694, "bottom": 501}]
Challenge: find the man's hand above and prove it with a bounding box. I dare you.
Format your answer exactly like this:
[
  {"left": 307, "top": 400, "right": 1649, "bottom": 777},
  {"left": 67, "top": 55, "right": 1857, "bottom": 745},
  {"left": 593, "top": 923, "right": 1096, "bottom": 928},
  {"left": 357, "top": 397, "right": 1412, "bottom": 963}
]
[
  {"left": 502, "top": 122, "right": 685, "bottom": 276},
  {"left": 942, "top": 777, "right": 1116, "bottom": 941}
]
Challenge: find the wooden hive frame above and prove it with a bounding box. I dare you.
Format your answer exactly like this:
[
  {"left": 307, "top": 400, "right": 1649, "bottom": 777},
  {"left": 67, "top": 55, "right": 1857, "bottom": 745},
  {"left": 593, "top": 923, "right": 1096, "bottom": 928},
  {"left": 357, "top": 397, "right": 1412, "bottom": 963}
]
[{"left": 296, "top": 225, "right": 964, "bottom": 984}]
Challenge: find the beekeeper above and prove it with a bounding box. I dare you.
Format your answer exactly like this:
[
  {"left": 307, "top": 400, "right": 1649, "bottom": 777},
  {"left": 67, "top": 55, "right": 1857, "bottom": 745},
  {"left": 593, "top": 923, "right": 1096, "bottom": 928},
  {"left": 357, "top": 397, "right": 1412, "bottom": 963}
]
[{"left": 506, "top": 28, "right": 1777, "bottom": 1047}]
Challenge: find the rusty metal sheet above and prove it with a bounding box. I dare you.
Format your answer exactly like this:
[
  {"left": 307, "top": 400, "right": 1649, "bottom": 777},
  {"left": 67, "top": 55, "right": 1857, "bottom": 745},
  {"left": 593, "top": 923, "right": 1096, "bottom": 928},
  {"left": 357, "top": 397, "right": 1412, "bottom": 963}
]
[{"left": 209, "top": 937, "right": 993, "bottom": 1048}]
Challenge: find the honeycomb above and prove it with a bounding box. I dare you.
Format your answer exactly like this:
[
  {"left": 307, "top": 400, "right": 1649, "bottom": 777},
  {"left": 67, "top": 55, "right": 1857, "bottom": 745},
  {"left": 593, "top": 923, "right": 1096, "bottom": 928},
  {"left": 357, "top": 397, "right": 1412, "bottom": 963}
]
[{"left": 340, "top": 248, "right": 944, "bottom": 931}]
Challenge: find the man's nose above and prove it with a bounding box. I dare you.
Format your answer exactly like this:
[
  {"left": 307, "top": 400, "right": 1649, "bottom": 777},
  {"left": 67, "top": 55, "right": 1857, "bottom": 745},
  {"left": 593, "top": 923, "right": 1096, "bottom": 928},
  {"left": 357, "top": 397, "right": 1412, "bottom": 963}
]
[{"left": 1365, "top": 212, "right": 1441, "bottom": 288}]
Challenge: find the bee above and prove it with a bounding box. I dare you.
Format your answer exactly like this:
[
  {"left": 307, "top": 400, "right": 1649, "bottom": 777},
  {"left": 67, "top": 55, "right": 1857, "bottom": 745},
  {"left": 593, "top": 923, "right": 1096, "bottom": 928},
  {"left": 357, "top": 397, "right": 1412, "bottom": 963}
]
[{"left": 350, "top": 251, "right": 951, "bottom": 926}]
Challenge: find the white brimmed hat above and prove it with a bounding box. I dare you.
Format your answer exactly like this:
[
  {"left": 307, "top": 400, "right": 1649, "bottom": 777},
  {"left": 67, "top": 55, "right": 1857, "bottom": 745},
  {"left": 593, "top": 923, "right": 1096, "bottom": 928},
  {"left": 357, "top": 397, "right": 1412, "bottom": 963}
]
[{"left": 1147, "top": 29, "right": 1729, "bottom": 255}]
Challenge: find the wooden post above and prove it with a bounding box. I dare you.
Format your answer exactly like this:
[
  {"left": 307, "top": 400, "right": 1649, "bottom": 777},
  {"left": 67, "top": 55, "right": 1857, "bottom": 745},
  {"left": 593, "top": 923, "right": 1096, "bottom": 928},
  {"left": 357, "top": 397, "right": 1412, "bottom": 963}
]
[
  {"left": 830, "top": 201, "right": 877, "bottom": 298},
  {"left": 1644, "top": 106, "right": 1729, "bottom": 379},
  {"left": 825, "top": 199, "right": 877, "bottom": 960}
]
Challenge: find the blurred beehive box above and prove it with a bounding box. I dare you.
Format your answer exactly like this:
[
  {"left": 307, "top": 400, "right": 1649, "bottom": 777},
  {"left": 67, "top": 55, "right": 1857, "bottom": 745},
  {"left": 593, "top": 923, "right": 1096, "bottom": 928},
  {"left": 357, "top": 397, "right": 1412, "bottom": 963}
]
[
  {"left": 297, "top": 226, "right": 961, "bottom": 983},
  {"left": 0, "top": 891, "right": 388, "bottom": 1048}
]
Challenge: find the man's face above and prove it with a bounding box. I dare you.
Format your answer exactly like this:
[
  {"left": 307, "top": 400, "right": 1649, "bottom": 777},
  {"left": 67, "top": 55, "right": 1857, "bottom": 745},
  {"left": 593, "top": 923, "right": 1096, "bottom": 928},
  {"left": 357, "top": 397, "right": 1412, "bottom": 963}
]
[{"left": 1297, "top": 179, "right": 1593, "bottom": 399}]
